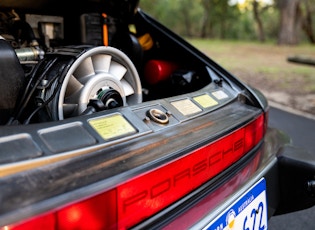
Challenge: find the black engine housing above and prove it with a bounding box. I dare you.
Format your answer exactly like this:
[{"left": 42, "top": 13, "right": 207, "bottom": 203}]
[{"left": 0, "top": 39, "right": 24, "bottom": 125}]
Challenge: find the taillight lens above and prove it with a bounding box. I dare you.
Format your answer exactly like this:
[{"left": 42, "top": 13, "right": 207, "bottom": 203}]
[
  {"left": 7, "top": 214, "right": 55, "bottom": 230},
  {"left": 244, "top": 114, "right": 264, "bottom": 153},
  {"left": 4, "top": 114, "right": 265, "bottom": 230},
  {"left": 57, "top": 189, "right": 117, "bottom": 230}
]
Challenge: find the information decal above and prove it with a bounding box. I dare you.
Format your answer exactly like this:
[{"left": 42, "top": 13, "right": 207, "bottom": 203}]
[
  {"left": 193, "top": 94, "right": 218, "bottom": 108},
  {"left": 89, "top": 114, "right": 136, "bottom": 140},
  {"left": 171, "top": 99, "right": 202, "bottom": 116}
]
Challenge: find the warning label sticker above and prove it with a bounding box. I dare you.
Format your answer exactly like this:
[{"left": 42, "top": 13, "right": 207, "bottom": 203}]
[
  {"left": 193, "top": 94, "right": 218, "bottom": 108},
  {"left": 89, "top": 114, "right": 136, "bottom": 140},
  {"left": 171, "top": 99, "right": 202, "bottom": 116},
  {"left": 212, "top": 90, "right": 229, "bottom": 100}
]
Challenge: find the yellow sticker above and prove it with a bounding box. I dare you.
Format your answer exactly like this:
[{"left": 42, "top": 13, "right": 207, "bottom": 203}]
[
  {"left": 193, "top": 94, "right": 218, "bottom": 108},
  {"left": 171, "top": 99, "right": 202, "bottom": 116},
  {"left": 89, "top": 114, "right": 136, "bottom": 140}
]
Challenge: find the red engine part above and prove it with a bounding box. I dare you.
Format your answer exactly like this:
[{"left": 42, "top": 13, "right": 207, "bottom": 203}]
[{"left": 144, "top": 59, "right": 178, "bottom": 85}]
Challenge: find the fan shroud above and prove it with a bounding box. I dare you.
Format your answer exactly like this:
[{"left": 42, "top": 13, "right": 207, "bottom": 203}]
[{"left": 36, "top": 46, "right": 142, "bottom": 121}]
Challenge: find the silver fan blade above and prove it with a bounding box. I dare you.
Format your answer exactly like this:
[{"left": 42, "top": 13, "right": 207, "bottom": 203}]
[
  {"left": 64, "top": 86, "right": 83, "bottom": 104},
  {"left": 73, "top": 56, "right": 95, "bottom": 81},
  {"left": 92, "top": 54, "right": 111, "bottom": 73},
  {"left": 109, "top": 60, "right": 127, "bottom": 81},
  {"left": 65, "top": 75, "right": 83, "bottom": 97},
  {"left": 63, "top": 103, "right": 78, "bottom": 117},
  {"left": 121, "top": 79, "right": 134, "bottom": 96}
]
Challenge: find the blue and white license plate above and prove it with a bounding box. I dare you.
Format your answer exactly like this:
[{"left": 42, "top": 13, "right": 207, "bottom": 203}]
[{"left": 204, "top": 178, "right": 267, "bottom": 230}]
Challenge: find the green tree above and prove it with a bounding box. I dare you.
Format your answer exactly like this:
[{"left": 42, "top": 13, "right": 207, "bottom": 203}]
[
  {"left": 200, "top": 0, "right": 241, "bottom": 39},
  {"left": 139, "top": 0, "right": 203, "bottom": 36},
  {"left": 138, "top": 0, "right": 285, "bottom": 43},
  {"left": 139, "top": 0, "right": 242, "bottom": 39}
]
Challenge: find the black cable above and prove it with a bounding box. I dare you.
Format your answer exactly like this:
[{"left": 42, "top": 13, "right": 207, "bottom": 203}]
[
  {"left": 13, "top": 60, "right": 44, "bottom": 108},
  {"left": 23, "top": 79, "right": 62, "bottom": 124},
  {"left": 13, "top": 57, "right": 58, "bottom": 122},
  {"left": 23, "top": 57, "right": 73, "bottom": 124}
]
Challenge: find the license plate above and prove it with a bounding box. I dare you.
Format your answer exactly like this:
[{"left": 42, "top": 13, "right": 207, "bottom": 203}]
[{"left": 204, "top": 178, "right": 267, "bottom": 230}]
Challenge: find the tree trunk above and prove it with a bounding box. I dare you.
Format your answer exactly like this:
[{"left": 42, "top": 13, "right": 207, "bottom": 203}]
[
  {"left": 301, "top": 0, "right": 315, "bottom": 44},
  {"left": 200, "top": 0, "right": 211, "bottom": 38},
  {"left": 180, "top": 3, "right": 192, "bottom": 37},
  {"left": 253, "top": 0, "right": 265, "bottom": 42},
  {"left": 277, "top": 0, "right": 301, "bottom": 45},
  {"left": 219, "top": 2, "right": 228, "bottom": 39},
  {"left": 200, "top": 11, "right": 209, "bottom": 38}
]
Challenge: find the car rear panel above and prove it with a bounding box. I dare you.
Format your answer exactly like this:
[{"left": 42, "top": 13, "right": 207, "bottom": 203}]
[{"left": 0, "top": 96, "right": 274, "bottom": 228}]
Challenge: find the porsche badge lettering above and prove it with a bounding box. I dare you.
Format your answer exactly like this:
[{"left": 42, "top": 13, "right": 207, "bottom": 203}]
[{"left": 119, "top": 136, "right": 244, "bottom": 216}]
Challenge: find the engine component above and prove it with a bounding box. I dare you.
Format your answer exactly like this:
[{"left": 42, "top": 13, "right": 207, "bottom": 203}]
[
  {"left": 15, "top": 46, "right": 142, "bottom": 123},
  {"left": 0, "top": 39, "right": 25, "bottom": 125},
  {"left": 58, "top": 46, "right": 142, "bottom": 119},
  {"left": 80, "top": 13, "right": 103, "bottom": 46},
  {"left": 0, "top": 9, "right": 38, "bottom": 48},
  {"left": 15, "top": 47, "right": 44, "bottom": 62},
  {"left": 146, "top": 108, "right": 169, "bottom": 124},
  {"left": 80, "top": 12, "right": 143, "bottom": 69},
  {"left": 144, "top": 60, "right": 179, "bottom": 85}
]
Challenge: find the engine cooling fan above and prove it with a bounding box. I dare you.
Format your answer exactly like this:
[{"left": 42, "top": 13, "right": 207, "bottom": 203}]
[{"left": 25, "top": 46, "right": 142, "bottom": 122}]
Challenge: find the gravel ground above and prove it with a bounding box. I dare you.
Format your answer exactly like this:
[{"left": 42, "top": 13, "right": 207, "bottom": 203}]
[
  {"left": 191, "top": 40, "right": 315, "bottom": 117},
  {"left": 232, "top": 69, "right": 315, "bottom": 118}
]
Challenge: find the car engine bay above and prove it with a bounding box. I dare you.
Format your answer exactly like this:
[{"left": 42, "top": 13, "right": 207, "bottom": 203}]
[{"left": 0, "top": 0, "right": 212, "bottom": 125}]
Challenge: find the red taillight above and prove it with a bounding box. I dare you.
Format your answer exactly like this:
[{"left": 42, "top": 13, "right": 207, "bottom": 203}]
[
  {"left": 7, "top": 190, "right": 117, "bottom": 230},
  {"left": 6, "top": 114, "right": 265, "bottom": 230},
  {"left": 57, "top": 189, "right": 117, "bottom": 230},
  {"left": 7, "top": 214, "right": 55, "bottom": 230},
  {"left": 244, "top": 114, "right": 264, "bottom": 153},
  {"left": 116, "top": 125, "right": 246, "bottom": 229}
]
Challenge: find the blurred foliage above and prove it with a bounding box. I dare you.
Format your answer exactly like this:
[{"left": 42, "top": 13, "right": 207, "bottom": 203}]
[
  {"left": 138, "top": 0, "right": 314, "bottom": 44},
  {"left": 139, "top": 0, "right": 204, "bottom": 36}
]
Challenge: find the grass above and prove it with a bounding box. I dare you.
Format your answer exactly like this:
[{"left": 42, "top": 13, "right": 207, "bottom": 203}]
[{"left": 187, "top": 39, "right": 315, "bottom": 95}]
